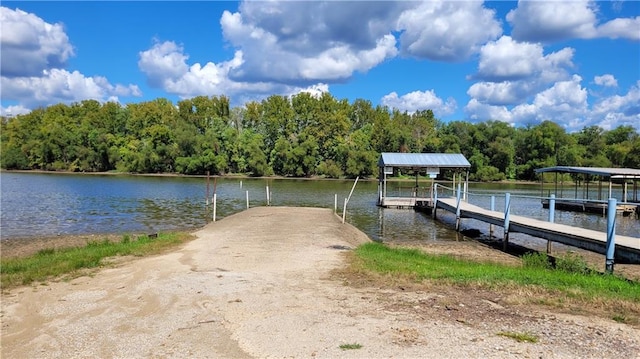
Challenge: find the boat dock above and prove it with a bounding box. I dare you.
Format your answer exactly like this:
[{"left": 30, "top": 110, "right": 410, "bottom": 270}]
[
  {"left": 535, "top": 166, "right": 640, "bottom": 217},
  {"left": 540, "top": 198, "right": 638, "bottom": 216},
  {"left": 434, "top": 196, "right": 640, "bottom": 265},
  {"left": 379, "top": 197, "right": 432, "bottom": 209},
  {"left": 375, "top": 153, "right": 639, "bottom": 270}
]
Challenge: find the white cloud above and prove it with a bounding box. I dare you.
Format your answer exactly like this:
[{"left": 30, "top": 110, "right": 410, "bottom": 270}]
[
  {"left": 464, "top": 75, "right": 640, "bottom": 132},
  {"left": 467, "top": 81, "right": 525, "bottom": 106},
  {"left": 594, "top": 74, "right": 618, "bottom": 87},
  {"left": 396, "top": 0, "right": 502, "bottom": 61},
  {"left": 136, "top": 1, "right": 504, "bottom": 108},
  {"left": 216, "top": 1, "right": 502, "bottom": 85},
  {"left": 533, "top": 75, "right": 588, "bottom": 113},
  {"left": 137, "top": 40, "right": 190, "bottom": 87},
  {"left": 597, "top": 16, "right": 640, "bottom": 40},
  {"left": 219, "top": 2, "right": 400, "bottom": 84},
  {"left": 1, "top": 6, "right": 142, "bottom": 111},
  {"left": 589, "top": 80, "right": 640, "bottom": 130},
  {"left": 476, "top": 36, "right": 574, "bottom": 81},
  {"left": 295, "top": 83, "right": 330, "bottom": 99},
  {"left": 510, "top": 75, "right": 588, "bottom": 129},
  {"left": 137, "top": 40, "right": 333, "bottom": 105},
  {"left": 381, "top": 90, "right": 456, "bottom": 117},
  {"left": 0, "top": 104, "right": 31, "bottom": 117},
  {"left": 298, "top": 35, "right": 397, "bottom": 80},
  {"left": 507, "top": 0, "right": 639, "bottom": 42},
  {"left": 1, "top": 69, "right": 141, "bottom": 109},
  {"left": 469, "top": 36, "right": 575, "bottom": 106},
  {"left": 0, "top": 7, "right": 74, "bottom": 77},
  {"left": 465, "top": 98, "right": 513, "bottom": 123}
]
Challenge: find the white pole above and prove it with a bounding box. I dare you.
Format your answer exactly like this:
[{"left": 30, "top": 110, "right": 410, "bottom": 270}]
[
  {"left": 213, "top": 193, "right": 217, "bottom": 222},
  {"left": 266, "top": 185, "right": 270, "bottom": 206},
  {"left": 334, "top": 194, "right": 337, "bottom": 213},
  {"left": 342, "top": 198, "right": 348, "bottom": 224},
  {"left": 346, "top": 176, "right": 359, "bottom": 205},
  {"left": 246, "top": 190, "right": 249, "bottom": 209}
]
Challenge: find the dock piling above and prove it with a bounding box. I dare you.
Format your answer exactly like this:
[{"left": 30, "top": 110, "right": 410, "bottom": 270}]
[
  {"left": 213, "top": 193, "right": 217, "bottom": 222},
  {"left": 432, "top": 187, "right": 438, "bottom": 219},
  {"left": 490, "top": 196, "right": 495, "bottom": 237},
  {"left": 547, "top": 194, "right": 555, "bottom": 253},
  {"left": 548, "top": 194, "right": 555, "bottom": 223},
  {"left": 342, "top": 198, "right": 347, "bottom": 224},
  {"left": 503, "top": 193, "right": 511, "bottom": 250},
  {"left": 455, "top": 184, "right": 462, "bottom": 231},
  {"left": 606, "top": 198, "right": 617, "bottom": 273}
]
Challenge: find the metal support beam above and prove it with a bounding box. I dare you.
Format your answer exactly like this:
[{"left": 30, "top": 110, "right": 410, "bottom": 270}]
[
  {"left": 503, "top": 193, "right": 511, "bottom": 250},
  {"left": 606, "top": 198, "right": 617, "bottom": 273}
]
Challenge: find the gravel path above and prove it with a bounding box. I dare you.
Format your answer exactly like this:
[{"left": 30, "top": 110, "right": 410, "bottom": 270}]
[{"left": 2, "top": 206, "right": 639, "bottom": 358}]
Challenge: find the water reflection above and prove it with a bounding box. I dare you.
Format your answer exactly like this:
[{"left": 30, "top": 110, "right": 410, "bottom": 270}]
[{"left": 1, "top": 173, "right": 638, "bottom": 244}]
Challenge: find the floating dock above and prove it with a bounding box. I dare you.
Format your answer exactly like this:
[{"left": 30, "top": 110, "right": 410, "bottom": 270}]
[
  {"left": 541, "top": 198, "right": 638, "bottom": 217},
  {"left": 379, "top": 197, "right": 432, "bottom": 209},
  {"left": 435, "top": 197, "right": 640, "bottom": 264},
  {"left": 535, "top": 166, "right": 640, "bottom": 217}
]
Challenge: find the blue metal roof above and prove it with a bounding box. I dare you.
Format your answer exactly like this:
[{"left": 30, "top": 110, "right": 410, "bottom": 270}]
[
  {"left": 378, "top": 153, "right": 470, "bottom": 168},
  {"left": 535, "top": 166, "right": 640, "bottom": 178}
]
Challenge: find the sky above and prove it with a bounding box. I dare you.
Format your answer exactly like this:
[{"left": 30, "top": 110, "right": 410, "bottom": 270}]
[{"left": 1, "top": 1, "right": 639, "bottom": 133}]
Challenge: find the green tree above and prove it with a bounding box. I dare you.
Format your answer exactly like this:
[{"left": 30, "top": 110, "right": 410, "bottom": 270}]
[
  {"left": 623, "top": 139, "right": 640, "bottom": 168},
  {"left": 239, "top": 130, "right": 271, "bottom": 176},
  {"left": 515, "top": 121, "right": 569, "bottom": 180},
  {"left": 340, "top": 124, "right": 377, "bottom": 178}
]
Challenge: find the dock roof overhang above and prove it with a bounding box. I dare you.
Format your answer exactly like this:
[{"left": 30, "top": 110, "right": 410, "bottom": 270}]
[
  {"left": 535, "top": 166, "right": 640, "bottom": 179},
  {"left": 378, "top": 152, "right": 471, "bottom": 169}
]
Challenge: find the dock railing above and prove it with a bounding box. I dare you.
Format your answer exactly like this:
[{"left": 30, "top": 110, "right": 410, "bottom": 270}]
[{"left": 431, "top": 183, "right": 635, "bottom": 273}]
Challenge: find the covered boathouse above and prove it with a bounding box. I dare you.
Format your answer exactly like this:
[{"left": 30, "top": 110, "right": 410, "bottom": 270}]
[
  {"left": 535, "top": 166, "right": 640, "bottom": 217},
  {"left": 377, "top": 152, "right": 471, "bottom": 209}
]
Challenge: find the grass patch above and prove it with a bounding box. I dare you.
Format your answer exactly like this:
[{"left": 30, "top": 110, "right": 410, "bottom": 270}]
[
  {"left": 612, "top": 313, "right": 631, "bottom": 324},
  {"left": 1, "top": 232, "right": 192, "bottom": 289},
  {"left": 348, "top": 242, "right": 640, "bottom": 320},
  {"left": 497, "top": 331, "right": 538, "bottom": 343},
  {"left": 339, "top": 343, "right": 363, "bottom": 350}
]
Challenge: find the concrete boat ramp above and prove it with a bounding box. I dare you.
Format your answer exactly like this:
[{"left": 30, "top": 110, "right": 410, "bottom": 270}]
[{"left": 3, "top": 207, "right": 640, "bottom": 358}]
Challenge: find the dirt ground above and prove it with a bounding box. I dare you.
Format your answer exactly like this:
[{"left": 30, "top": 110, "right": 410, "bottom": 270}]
[{"left": 1, "top": 206, "right": 639, "bottom": 358}]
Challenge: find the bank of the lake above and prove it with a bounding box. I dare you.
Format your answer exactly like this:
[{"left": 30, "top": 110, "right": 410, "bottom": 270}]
[
  {"left": 3, "top": 207, "right": 639, "bottom": 359},
  {"left": 2, "top": 171, "right": 639, "bottom": 277}
]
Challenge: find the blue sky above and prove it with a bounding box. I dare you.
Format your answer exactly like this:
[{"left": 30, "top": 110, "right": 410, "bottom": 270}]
[{"left": 1, "top": 1, "right": 639, "bottom": 132}]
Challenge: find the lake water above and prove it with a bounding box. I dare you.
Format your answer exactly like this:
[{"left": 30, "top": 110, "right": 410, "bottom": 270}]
[{"left": 1, "top": 172, "right": 638, "bottom": 247}]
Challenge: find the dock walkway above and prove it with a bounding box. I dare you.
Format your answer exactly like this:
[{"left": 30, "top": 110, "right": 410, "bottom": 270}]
[{"left": 435, "top": 197, "right": 640, "bottom": 264}]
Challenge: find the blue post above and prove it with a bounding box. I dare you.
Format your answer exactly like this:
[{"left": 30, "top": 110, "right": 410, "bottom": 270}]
[
  {"left": 549, "top": 194, "right": 555, "bottom": 223},
  {"left": 503, "top": 193, "right": 511, "bottom": 250},
  {"left": 455, "top": 183, "right": 462, "bottom": 231},
  {"left": 547, "top": 194, "right": 555, "bottom": 253},
  {"left": 432, "top": 184, "right": 439, "bottom": 219},
  {"left": 605, "top": 198, "right": 617, "bottom": 273},
  {"left": 490, "top": 196, "right": 495, "bottom": 237}
]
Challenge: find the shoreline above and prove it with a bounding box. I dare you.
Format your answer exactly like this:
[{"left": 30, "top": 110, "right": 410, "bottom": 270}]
[
  {"left": 1, "top": 168, "right": 555, "bottom": 185},
  {"left": 5, "top": 168, "right": 634, "bottom": 187},
  {"left": 3, "top": 206, "right": 638, "bottom": 358},
  {"left": 3, "top": 224, "right": 640, "bottom": 283},
  {"left": 0, "top": 233, "right": 138, "bottom": 259}
]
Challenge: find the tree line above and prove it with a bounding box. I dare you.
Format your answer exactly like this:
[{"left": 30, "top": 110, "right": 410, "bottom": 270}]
[{"left": 2, "top": 94, "right": 639, "bottom": 181}]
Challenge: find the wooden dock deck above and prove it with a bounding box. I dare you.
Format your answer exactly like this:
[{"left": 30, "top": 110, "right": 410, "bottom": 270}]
[{"left": 435, "top": 197, "right": 640, "bottom": 264}]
